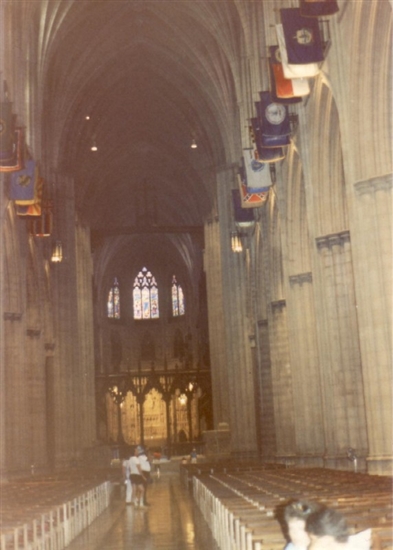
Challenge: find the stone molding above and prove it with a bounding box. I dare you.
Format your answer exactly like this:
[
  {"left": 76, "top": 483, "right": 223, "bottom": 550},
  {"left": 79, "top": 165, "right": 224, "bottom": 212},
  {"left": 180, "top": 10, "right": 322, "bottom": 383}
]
[
  {"left": 271, "top": 299, "right": 286, "bottom": 311},
  {"left": 354, "top": 173, "right": 393, "bottom": 196},
  {"left": 289, "top": 272, "right": 313, "bottom": 286},
  {"left": 3, "top": 312, "right": 22, "bottom": 321},
  {"left": 45, "top": 342, "right": 56, "bottom": 351},
  {"left": 26, "top": 328, "right": 41, "bottom": 338},
  {"left": 315, "top": 230, "right": 350, "bottom": 250}
]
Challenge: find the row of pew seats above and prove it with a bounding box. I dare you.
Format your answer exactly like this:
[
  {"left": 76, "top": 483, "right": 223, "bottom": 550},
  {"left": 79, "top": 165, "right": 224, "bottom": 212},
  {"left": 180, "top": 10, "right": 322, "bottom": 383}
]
[
  {"left": 189, "top": 466, "right": 392, "bottom": 550},
  {"left": 0, "top": 469, "right": 116, "bottom": 550}
]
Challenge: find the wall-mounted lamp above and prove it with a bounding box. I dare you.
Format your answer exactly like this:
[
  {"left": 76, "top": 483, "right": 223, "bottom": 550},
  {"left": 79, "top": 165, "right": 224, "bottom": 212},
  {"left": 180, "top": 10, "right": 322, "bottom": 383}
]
[
  {"left": 190, "top": 138, "right": 197, "bottom": 149},
  {"left": 231, "top": 231, "right": 243, "bottom": 253},
  {"left": 51, "top": 240, "right": 63, "bottom": 263}
]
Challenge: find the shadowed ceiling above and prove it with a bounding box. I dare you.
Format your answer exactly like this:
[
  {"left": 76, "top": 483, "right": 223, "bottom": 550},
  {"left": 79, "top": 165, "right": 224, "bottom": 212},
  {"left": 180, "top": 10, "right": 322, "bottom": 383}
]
[
  {"left": 40, "top": 1, "right": 243, "bottom": 231},
  {"left": 26, "top": 0, "right": 247, "bottom": 288}
]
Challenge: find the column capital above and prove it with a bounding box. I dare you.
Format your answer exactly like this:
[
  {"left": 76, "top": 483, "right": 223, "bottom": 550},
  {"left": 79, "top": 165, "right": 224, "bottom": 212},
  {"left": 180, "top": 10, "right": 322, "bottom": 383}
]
[
  {"left": 289, "top": 272, "right": 313, "bottom": 286},
  {"left": 354, "top": 173, "right": 393, "bottom": 195},
  {"left": 271, "top": 299, "right": 286, "bottom": 311},
  {"left": 316, "top": 230, "right": 350, "bottom": 250}
]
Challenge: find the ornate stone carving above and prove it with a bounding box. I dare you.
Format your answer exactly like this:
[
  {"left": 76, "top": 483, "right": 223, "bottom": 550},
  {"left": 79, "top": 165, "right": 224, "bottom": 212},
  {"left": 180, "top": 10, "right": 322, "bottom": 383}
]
[
  {"left": 271, "top": 299, "right": 286, "bottom": 310},
  {"left": 355, "top": 174, "right": 393, "bottom": 195},
  {"left": 316, "top": 230, "right": 350, "bottom": 250},
  {"left": 26, "top": 329, "right": 41, "bottom": 338},
  {"left": 3, "top": 312, "right": 22, "bottom": 321},
  {"left": 289, "top": 272, "right": 313, "bottom": 286}
]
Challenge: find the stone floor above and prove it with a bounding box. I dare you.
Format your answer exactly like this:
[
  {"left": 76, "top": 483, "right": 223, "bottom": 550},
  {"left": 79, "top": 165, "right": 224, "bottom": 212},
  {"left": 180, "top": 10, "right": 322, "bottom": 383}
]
[{"left": 66, "top": 470, "right": 220, "bottom": 550}]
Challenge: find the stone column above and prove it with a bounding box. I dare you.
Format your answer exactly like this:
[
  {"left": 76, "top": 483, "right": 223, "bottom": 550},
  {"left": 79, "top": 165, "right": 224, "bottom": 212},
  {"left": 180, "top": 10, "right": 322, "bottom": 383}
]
[
  {"left": 203, "top": 219, "right": 230, "bottom": 429},
  {"left": 286, "top": 273, "right": 325, "bottom": 466},
  {"left": 313, "top": 231, "right": 368, "bottom": 469},
  {"left": 75, "top": 222, "right": 97, "bottom": 454},
  {"left": 268, "top": 300, "right": 296, "bottom": 460},
  {"left": 256, "top": 319, "right": 277, "bottom": 459},
  {"left": 352, "top": 176, "right": 392, "bottom": 474},
  {"left": 217, "top": 169, "right": 258, "bottom": 459}
]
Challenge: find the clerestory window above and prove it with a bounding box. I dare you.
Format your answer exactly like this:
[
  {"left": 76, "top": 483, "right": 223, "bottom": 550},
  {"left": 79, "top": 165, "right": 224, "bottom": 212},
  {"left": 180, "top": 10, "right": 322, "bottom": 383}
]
[
  {"left": 133, "top": 267, "right": 159, "bottom": 319},
  {"left": 172, "top": 275, "right": 185, "bottom": 316},
  {"left": 107, "top": 278, "right": 120, "bottom": 319}
]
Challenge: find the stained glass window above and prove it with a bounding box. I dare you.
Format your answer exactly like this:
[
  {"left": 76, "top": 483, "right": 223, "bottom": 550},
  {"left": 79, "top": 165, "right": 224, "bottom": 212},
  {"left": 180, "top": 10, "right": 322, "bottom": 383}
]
[
  {"left": 133, "top": 267, "right": 159, "bottom": 320},
  {"left": 172, "top": 275, "right": 185, "bottom": 316},
  {"left": 107, "top": 278, "right": 120, "bottom": 319}
]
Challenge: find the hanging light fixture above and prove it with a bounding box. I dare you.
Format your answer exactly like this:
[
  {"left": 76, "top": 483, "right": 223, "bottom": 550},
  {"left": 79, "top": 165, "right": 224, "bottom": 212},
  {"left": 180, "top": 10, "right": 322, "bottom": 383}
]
[
  {"left": 178, "top": 393, "right": 187, "bottom": 406},
  {"left": 90, "top": 133, "right": 98, "bottom": 152},
  {"left": 231, "top": 231, "right": 243, "bottom": 253},
  {"left": 190, "top": 138, "right": 197, "bottom": 149},
  {"left": 51, "top": 240, "right": 63, "bottom": 263}
]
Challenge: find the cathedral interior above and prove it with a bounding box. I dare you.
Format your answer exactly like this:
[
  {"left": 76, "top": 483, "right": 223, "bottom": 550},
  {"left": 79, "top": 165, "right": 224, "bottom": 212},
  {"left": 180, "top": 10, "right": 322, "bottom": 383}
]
[{"left": 0, "top": 0, "right": 392, "bottom": 547}]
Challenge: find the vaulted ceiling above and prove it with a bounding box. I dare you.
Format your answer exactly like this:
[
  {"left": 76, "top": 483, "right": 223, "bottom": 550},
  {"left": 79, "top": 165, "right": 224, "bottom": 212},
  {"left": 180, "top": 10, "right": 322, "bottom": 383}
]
[
  {"left": 24, "top": 1, "right": 248, "bottom": 288},
  {"left": 41, "top": 1, "right": 244, "bottom": 230}
]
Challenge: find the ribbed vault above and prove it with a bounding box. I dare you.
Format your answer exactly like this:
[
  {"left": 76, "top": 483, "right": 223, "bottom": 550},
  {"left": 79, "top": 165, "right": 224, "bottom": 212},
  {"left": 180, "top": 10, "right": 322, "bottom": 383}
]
[{"left": 36, "top": 0, "right": 244, "bottom": 277}]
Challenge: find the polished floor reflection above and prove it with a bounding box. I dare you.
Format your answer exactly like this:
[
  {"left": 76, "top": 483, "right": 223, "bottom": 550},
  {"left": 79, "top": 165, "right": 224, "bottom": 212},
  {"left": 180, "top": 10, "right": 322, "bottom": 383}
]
[{"left": 66, "top": 471, "right": 219, "bottom": 550}]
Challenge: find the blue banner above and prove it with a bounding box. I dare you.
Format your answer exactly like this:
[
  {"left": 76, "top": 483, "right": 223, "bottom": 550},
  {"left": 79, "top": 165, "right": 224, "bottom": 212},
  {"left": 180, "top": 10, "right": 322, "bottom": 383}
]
[
  {"left": 280, "top": 8, "right": 324, "bottom": 64},
  {"left": 256, "top": 91, "right": 291, "bottom": 138},
  {"left": 9, "top": 159, "right": 37, "bottom": 203}
]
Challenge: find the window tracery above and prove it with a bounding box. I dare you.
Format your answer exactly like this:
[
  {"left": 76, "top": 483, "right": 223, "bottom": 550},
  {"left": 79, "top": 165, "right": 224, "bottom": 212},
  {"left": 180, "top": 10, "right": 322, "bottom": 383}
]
[{"left": 133, "top": 267, "right": 159, "bottom": 319}]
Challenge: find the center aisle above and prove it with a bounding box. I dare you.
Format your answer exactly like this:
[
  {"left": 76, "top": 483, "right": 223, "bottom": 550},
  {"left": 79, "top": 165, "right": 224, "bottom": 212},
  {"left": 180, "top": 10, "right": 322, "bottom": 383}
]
[{"left": 66, "top": 469, "right": 220, "bottom": 550}]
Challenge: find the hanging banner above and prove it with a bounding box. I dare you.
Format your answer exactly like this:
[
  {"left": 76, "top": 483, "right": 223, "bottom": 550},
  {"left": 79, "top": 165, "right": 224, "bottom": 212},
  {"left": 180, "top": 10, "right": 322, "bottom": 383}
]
[
  {"left": 269, "top": 46, "right": 310, "bottom": 100},
  {"left": 257, "top": 92, "right": 291, "bottom": 137},
  {"left": 232, "top": 189, "right": 255, "bottom": 224},
  {"left": 280, "top": 8, "right": 324, "bottom": 64},
  {"left": 10, "top": 159, "right": 38, "bottom": 204},
  {"left": 28, "top": 200, "right": 53, "bottom": 236},
  {"left": 242, "top": 149, "right": 272, "bottom": 189},
  {"left": 0, "top": 101, "right": 14, "bottom": 162},
  {"left": 238, "top": 179, "right": 269, "bottom": 208},
  {"left": 0, "top": 128, "right": 24, "bottom": 172},
  {"left": 255, "top": 147, "right": 285, "bottom": 164},
  {"left": 250, "top": 120, "right": 286, "bottom": 162},
  {"left": 15, "top": 176, "right": 43, "bottom": 216},
  {"left": 276, "top": 24, "right": 320, "bottom": 79}
]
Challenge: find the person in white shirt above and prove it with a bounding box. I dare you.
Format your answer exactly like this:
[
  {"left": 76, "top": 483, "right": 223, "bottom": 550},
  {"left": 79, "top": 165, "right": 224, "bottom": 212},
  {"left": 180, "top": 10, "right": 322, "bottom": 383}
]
[{"left": 129, "top": 446, "right": 146, "bottom": 507}]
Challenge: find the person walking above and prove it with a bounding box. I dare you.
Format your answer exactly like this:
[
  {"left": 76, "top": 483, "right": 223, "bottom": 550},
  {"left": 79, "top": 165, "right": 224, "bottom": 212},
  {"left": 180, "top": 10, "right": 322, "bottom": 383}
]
[
  {"left": 129, "top": 446, "right": 146, "bottom": 508},
  {"left": 137, "top": 446, "right": 152, "bottom": 506}
]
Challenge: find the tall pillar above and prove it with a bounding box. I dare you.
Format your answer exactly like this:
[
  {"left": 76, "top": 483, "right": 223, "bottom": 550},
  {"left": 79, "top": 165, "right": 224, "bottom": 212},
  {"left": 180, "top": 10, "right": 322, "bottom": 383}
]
[
  {"left": 204, "top": 219, "right": 230, "bottom": 428},
  {"left": 287, "top": 273, "right": 325, "bottom": 465},
  {"left": 313, "top": 231, "right": 368, "bottom": 468},
  {"left": 217, "top": 169, "right": 258, "bottom": 459},
  {"left": 268, "top": 300, "right": 296, "bottom": 460},
  {"left": 352, "top": 176, "right": 392, "bottom": 474}
]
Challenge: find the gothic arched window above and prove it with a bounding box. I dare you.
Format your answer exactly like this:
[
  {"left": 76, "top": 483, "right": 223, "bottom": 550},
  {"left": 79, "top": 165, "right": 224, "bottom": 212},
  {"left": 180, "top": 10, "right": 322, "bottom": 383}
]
[
  {"left": 133, "top": 267, "right": 159, "bottom": 319},
  {"left": 172, "top": 275, "right": 185, "bottom": 316},
  {"left": 107, "top": 278, "right": 120, "bottom": 319}
]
